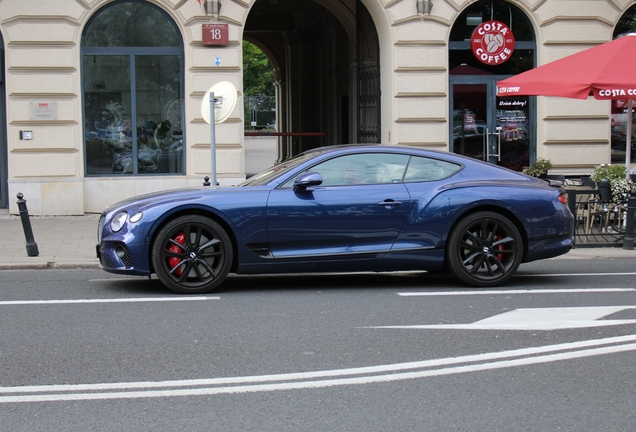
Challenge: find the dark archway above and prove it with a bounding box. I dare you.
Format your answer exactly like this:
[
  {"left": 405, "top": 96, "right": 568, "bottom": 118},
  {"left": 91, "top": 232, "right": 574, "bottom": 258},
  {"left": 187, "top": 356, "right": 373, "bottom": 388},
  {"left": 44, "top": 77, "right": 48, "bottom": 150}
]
[{"left": 244, "top": 0, "right": 380, "bottom": 160}]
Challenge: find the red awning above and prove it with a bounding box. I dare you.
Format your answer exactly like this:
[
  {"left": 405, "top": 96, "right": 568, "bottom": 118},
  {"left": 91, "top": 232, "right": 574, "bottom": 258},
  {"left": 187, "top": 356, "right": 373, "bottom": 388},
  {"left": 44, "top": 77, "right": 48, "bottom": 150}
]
[{"left": 497, "top": 33, "right": 636, "bottom": 101}]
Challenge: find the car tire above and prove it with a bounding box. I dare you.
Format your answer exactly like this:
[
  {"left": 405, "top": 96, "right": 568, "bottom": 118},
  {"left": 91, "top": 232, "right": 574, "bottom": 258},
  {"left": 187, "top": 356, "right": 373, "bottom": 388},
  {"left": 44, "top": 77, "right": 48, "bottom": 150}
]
[
  {"left": 152, "top": 215, "right": 233, "bottom": 294},
  {"left": 446, "top": 211, "right": 522, "bottom": 287}
]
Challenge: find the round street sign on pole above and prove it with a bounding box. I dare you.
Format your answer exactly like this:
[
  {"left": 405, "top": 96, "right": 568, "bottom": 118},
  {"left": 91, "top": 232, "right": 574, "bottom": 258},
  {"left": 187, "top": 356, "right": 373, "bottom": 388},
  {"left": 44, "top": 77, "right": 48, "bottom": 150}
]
[{"left": 201, "top": 81, "right": 237, "bottom": 185}]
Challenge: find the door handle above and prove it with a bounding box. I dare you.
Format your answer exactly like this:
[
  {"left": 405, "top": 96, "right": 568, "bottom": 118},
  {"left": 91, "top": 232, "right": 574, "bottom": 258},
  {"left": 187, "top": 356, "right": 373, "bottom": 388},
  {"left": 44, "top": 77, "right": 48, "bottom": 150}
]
[
  {"left": 488, "top": 127, "right": 502, "bottom": 161},
  {"left": 378, "top": 199, "right": 402, "bottom": 208}
]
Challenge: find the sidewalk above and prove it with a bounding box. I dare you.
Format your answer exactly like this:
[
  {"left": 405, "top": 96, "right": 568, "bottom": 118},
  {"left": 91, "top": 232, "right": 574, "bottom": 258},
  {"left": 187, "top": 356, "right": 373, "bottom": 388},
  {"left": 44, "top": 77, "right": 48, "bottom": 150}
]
[
  {"left": 1, "top": 209, "right": 635, "bottom": 270},
  {"left": 0, "top": 210, "right": 101, "bottom": 269}
]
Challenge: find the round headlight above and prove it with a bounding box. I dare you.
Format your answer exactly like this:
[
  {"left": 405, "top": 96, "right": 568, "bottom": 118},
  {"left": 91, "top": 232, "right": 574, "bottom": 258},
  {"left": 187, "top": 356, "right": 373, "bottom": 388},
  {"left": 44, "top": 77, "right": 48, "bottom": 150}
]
[
  {"left": 129, "top": 211, "right": 143, "bottom": 223},
  {"left": 110, "top": 211, "right": 128, "bottom": 232}
]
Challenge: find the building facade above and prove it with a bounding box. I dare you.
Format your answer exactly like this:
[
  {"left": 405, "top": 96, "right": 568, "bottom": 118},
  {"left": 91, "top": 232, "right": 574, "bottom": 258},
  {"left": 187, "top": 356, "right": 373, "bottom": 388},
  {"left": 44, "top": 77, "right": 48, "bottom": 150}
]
[{"left": 0, "top": 0, "right": 634, "bottom": 215}]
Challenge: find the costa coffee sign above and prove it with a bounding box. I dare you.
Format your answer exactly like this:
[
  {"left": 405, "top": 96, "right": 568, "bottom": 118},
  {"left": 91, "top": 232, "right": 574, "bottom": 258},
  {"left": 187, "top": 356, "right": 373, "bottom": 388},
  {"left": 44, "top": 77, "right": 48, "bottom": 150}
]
[{"left": 471, "top": 20, "right": 515, "bottom": 65}]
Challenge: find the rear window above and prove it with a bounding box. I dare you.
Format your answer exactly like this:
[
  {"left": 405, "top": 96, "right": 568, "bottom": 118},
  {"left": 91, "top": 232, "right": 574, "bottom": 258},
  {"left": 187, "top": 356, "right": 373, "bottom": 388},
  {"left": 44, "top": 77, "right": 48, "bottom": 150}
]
[{"left": 404, "top": 156, "right": 461, "bottom": 182}]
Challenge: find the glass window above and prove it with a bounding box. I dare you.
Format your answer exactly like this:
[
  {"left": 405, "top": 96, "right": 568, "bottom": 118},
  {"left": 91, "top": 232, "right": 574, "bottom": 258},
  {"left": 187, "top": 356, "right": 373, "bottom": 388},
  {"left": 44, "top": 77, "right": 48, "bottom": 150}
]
[
  {"left": 82, "top": 1, "right": 184, "bottom": 176},
  {"left": 449, "top": 1, "right": 535, "bottom": 75},
  {"left": 283, "top": 153, "right": 410, "bottom": 187},
  {"left": 404, "top": 156, "right": 461, "bottom": 182},
  {"left": 83, "top": 2, "right": 180, "bottom": 47}
]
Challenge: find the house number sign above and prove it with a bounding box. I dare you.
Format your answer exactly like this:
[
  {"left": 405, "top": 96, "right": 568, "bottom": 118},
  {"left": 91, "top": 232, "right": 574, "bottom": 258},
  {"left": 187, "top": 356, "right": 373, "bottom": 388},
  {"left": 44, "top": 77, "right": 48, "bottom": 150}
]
[{"left": 203, "top": 24, "right": 229, "bottom": 45}]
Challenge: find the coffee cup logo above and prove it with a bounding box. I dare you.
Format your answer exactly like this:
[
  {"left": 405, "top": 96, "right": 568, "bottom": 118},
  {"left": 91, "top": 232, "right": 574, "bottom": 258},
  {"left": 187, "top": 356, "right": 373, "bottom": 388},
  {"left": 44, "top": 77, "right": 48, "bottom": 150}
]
[{"left": 471, "top": 20, "right": 515, "bottom": 65}]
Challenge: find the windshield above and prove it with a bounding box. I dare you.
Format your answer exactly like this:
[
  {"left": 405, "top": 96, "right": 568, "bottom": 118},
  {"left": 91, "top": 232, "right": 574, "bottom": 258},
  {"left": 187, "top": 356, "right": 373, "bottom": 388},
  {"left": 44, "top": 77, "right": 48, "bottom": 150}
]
[{"left": 239, "top": 152, "right": 316, "bottom": 186}]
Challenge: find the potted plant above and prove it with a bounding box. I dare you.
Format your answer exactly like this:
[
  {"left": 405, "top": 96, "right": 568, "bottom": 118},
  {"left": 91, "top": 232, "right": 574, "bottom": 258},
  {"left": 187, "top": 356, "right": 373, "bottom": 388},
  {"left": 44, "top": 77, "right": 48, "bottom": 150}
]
[
  {"left": 522, "top": 158, "right": 553, "bottom": 178},
  {"left": 590, "top": 164, "right": 635, "bottom": 203}
]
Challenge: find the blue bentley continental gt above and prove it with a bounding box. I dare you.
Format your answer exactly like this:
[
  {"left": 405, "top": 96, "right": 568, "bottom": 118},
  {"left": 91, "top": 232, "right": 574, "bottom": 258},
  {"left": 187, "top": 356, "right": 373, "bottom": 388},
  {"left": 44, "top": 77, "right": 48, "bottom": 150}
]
[{"left": 96, "top": 145, "right": 574, "bottom": 293}]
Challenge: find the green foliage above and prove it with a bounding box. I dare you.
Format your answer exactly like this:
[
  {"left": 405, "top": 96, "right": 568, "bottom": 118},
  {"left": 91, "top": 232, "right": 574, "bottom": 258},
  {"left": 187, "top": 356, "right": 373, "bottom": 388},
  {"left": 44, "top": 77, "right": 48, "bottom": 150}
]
[
  {"left": 522, "top": 158, "right": 552, "bottom": 177},
  {"left": 589, "top": 164, "right": 627, "bottom": 183},
  {"left": 590, "top": 164, "right": 635, "bottom": 203},
  {"left": 243, "top": 41, "right": 275, "bottom": 96}
]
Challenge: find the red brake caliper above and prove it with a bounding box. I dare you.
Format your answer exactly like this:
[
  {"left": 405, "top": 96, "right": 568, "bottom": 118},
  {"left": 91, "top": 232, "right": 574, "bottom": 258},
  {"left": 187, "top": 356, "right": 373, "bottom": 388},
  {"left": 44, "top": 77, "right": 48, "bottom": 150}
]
[
  {"left": 168, "top": 232, "right": 185, "bottom": 276},
  {"left": 497, "top": 234, "right": 504, "bottom": 261}
]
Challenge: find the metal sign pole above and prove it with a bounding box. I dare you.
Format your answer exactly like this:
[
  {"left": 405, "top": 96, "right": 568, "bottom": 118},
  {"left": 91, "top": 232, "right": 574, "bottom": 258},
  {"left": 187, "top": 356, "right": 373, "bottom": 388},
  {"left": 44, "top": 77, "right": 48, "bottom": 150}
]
[{"left": 210, "top": 91, "right": 217, "bottom": 186}]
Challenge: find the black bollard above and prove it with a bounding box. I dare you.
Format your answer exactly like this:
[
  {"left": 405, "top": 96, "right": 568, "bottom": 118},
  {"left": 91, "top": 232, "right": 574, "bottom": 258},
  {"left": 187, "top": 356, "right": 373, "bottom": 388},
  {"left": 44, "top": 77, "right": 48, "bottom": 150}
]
[
  {"left": 202, "top": 175, "right": 219, "bottom": 186},
  {"left": 623, "top": 190, "right": 636, "bottom": 250},
  {"left": 16, "top": 193, "right": 39, "bottom": 257}
]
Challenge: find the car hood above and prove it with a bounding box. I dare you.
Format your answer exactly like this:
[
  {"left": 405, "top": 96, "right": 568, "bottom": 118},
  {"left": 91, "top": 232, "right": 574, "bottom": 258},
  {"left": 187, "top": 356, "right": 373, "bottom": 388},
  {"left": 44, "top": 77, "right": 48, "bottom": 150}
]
[{"left": 102, "top": 186, "right": 266, "bottom": 214}]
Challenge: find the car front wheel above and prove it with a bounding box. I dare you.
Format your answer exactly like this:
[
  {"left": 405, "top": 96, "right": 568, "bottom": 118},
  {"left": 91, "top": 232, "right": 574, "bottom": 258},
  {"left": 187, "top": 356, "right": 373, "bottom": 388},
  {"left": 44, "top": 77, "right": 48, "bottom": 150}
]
[
  {"left": 447, "top": 211, "right": 522, "bottom": 287},
  {"left": 152, "top": 215, "right": 233, "bottom": 294}
]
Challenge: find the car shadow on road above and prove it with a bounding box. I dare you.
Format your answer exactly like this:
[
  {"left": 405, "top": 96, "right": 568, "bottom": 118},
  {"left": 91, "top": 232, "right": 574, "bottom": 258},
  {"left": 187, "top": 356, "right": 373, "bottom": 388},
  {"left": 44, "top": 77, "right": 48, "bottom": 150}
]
[{"left": 91, "top": 270, "right": 562, "bottom": 296}]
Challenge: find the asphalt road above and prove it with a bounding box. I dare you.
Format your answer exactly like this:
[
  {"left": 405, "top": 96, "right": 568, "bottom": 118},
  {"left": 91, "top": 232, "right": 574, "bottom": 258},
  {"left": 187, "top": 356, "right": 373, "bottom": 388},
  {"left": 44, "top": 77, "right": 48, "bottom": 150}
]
[{"left": 1, "top": 258, "right": 635, "bottom": 431}]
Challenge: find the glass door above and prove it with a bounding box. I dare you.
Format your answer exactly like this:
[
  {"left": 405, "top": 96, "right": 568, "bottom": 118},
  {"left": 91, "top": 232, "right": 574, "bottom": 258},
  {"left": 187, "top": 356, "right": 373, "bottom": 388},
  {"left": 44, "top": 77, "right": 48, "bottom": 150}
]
[
  {"left": 496, "top": 94, "right": 530, "bottom": 171},
  {"left": 451, "top": 79, "right": 531, "bottom": 171}
]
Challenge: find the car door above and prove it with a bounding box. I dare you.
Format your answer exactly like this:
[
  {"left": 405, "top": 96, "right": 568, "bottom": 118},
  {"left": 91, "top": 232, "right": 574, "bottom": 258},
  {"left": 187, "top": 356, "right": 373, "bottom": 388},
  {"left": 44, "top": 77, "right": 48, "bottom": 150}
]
[{"left": 266, "top": 153, "right": 411, "bottom": 260}]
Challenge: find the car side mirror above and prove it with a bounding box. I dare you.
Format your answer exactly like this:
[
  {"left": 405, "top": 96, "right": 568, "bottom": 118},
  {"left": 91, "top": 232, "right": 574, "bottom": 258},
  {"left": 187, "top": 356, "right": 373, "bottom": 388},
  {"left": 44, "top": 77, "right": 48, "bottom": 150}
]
[{"left": 293, "top": 172, "right": 323, "bottom": 192}]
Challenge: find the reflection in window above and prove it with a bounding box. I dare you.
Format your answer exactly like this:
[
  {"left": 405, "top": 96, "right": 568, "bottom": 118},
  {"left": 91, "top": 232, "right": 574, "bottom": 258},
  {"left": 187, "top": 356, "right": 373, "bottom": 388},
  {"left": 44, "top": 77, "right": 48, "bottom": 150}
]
[
  {"left": 82, "top": 1, "right": 184, "bottom": 176},
  {"left": 284, "top": 153, "right": 410, "bottom": 187},
  {"left": 404, "top": 156, "right": 461, "bottom": 182}
]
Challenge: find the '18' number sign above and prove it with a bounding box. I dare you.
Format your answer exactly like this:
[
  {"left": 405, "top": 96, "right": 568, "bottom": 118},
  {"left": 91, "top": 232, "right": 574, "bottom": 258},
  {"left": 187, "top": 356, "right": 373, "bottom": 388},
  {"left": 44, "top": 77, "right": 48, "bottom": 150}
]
[{"left": 203, "top": 24, "right": 229, "bottom": 45}]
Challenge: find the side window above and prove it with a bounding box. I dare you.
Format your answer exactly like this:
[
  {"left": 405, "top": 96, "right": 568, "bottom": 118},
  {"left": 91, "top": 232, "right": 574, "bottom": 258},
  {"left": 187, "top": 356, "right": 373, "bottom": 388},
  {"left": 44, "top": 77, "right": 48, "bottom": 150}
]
[
  {"left": 404, "top": 156, "right": 461, "bottom": 182},
  {"left": 282, "top": 153, "right": 409, "bottom": 187}
]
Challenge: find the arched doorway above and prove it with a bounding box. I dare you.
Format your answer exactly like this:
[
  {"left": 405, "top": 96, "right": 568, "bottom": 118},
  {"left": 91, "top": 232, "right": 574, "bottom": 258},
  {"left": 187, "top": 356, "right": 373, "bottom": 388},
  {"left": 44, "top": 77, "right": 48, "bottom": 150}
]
[
  {"left": 243, "top": 0, "right": 380, "bottom": 161},
  {"left": 449, "top": 1, "right": 535, "bottom": 171}
]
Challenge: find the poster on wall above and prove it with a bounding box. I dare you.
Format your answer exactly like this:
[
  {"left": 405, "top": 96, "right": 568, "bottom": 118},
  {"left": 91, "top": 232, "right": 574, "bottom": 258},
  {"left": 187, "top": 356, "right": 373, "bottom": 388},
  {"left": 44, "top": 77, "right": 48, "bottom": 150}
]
[{"left": 496, "top": 97, "right": 529, "bottom": 171}]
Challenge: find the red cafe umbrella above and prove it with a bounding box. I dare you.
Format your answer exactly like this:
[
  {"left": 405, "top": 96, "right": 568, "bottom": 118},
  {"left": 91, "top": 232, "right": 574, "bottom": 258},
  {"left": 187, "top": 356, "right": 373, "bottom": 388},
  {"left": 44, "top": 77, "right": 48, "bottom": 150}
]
[{"left": 496, "top": 33, "right": 636, "bottom": 168}]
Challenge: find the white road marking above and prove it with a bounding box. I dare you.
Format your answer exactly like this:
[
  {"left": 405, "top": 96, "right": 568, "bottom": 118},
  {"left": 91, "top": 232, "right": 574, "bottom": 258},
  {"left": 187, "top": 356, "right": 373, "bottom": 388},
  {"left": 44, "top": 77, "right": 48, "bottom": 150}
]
[
  {"left": 398, "top": 288, "right": 636, "bottom": 296},
  {"left": 0, "top": 297, "right": 219, "bottom": 306},
  {"left": 371, "top": 306, "right": 636, "bottom": 330},
  {"left": 1, "top": 335, "right": 635, "bottom": 403},
  {"left": 517, "top": 272, "right": 636, "bottom": 277}
]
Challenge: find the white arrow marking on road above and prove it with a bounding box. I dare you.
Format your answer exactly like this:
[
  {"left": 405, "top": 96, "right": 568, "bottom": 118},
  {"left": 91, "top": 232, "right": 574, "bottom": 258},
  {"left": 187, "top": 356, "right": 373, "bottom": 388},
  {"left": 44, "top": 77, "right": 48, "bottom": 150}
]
[{"left": 370, "top": 306, "right": 636, "bottom": 330}]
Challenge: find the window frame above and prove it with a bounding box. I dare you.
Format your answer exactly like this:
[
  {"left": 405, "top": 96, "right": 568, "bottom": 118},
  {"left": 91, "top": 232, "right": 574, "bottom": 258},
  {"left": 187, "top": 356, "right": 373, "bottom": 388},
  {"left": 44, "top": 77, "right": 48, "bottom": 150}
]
[{"left": 81, "top": 1, "right": 185, "bottom": 177}]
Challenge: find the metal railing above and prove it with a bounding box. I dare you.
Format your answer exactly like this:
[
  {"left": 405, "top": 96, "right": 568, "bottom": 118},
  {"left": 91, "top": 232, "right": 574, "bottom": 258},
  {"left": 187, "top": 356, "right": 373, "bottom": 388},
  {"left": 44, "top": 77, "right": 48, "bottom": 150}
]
[{"left": 566, "top": 187, "right": 636, "bottom": 247}]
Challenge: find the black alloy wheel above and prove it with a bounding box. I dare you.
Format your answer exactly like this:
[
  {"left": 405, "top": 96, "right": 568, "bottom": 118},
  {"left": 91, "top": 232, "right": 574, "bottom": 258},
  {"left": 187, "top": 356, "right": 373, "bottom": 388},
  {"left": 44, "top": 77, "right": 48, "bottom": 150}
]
[
  {"left": 447, "top": 211, "right": 523, "bottom": 287},
  {"left": 152, "top": 215, "right": 233, "bottom": 294}
]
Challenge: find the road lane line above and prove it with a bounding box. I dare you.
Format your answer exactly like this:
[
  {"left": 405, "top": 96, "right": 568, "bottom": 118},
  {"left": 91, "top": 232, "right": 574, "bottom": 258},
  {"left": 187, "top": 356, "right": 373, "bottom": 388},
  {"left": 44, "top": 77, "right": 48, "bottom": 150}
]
[
  {"left": 517, "top": 272, "right": 636, "bottom": 277},
  {"left": 0, "top": 297, "right": 219, "bottom": 306},
  {"left": 2, "top": 334, "right": 636, "bottom": 403},
  {"left": 2, "top": 342, "right": 636, "bottom": 403},
  {"left": 398, "top": 288, "right": 636, "bottom": 296}
]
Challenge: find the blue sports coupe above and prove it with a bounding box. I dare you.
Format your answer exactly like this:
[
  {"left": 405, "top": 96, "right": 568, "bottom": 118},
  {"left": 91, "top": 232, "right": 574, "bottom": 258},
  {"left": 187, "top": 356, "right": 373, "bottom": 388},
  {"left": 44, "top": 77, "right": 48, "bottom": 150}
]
[{"left": 96, "top": 145, "right": 574, "bottom": 293}]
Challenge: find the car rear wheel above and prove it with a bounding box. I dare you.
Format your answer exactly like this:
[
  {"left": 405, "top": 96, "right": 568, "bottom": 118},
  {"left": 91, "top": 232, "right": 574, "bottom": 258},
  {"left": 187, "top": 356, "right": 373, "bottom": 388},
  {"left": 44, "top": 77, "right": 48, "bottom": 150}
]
[
  {"left": 447, "top": 211, "right": 522, "bottom": 287},
  {"left": 152, "top": 215, "right": 233, "bottom": 294}
]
